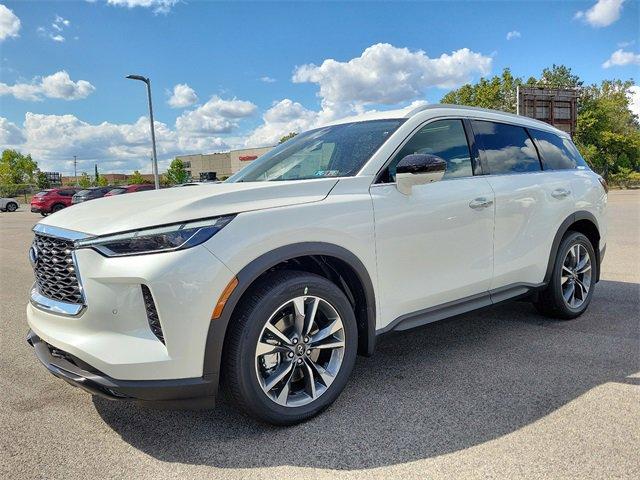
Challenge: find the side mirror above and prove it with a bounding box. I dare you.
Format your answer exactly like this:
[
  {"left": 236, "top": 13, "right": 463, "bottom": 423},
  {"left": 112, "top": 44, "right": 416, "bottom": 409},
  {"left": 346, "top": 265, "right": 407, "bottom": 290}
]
[{"left": 395, "top": 154, "right": 447, "bottom": 195}]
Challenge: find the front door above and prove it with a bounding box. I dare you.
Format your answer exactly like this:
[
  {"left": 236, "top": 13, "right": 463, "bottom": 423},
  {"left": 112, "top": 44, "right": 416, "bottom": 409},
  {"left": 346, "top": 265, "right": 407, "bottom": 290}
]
[{"left": 371, "top": 119, "right": 495, "bottom": 330}]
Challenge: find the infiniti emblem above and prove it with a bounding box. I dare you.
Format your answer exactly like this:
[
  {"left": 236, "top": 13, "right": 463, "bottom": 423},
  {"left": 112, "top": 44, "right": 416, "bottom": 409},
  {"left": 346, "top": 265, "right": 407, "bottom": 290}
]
[{"left": 29, "top": 243, "right": 39, "bottom": 268}]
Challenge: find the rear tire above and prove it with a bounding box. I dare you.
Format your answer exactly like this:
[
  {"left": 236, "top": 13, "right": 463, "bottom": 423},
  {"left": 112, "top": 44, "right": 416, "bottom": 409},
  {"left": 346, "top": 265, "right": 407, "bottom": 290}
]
[
  {"left": 223, "top": 270, "right": 357, "bottom": 425},
  {"left": 534, "top": 231, "right": 596, "bottom": 320},
  {"left": 6, "top": 202, "right": 17, "bottom": 212}
]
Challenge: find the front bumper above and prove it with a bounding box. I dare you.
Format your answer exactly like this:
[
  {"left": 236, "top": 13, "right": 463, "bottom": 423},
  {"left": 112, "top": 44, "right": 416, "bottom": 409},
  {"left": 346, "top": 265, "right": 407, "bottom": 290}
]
[
  {"left": 27, "top": 241, "right": 235, "bottom": 381},
  {"left": 27, "top": 331, "right": 215, "bottom": 405}
]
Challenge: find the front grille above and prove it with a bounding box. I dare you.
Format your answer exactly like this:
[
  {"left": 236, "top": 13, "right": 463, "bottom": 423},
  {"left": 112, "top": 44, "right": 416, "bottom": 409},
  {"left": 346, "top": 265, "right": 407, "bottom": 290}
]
[{"left": 32, "top": 233, "right": 83, "bottom": 304}]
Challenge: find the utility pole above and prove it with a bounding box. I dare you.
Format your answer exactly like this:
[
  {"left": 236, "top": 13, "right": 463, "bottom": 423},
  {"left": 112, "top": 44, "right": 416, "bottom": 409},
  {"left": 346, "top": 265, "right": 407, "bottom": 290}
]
[{"left": 73, "top": 155, "right": 78, "bottom": 186}]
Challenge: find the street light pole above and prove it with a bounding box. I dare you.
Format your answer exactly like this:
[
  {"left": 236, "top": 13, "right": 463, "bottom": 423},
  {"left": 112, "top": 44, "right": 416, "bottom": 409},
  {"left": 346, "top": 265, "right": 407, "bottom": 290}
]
[{"left": 126, "top": 74, "right": 160, "bottom": 190}]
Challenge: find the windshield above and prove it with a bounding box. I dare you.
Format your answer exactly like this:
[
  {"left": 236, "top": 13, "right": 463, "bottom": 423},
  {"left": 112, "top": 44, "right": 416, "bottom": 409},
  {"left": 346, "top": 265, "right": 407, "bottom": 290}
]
[
  {"left": 76, "top": 190, "right": 91, "bottom": 196},
  {"left": 229, "top": 119, "right": 403, "bottom": 182},
  {"left": 35, "top": 191, "right": 51, "bottom": 197},
  {"left": 109, "top": 188, "right": 127, "bottom": 195}
]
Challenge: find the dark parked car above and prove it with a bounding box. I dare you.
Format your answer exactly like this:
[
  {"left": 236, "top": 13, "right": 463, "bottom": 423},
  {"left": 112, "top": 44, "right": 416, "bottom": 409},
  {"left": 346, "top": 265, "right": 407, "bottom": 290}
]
[
  {"left": 103, "top": 184, "right": 155, "bottom": 196},
  {"left": 30, "top": 188, "right": 80, "bottom": 216},
  {"left": 71, "top": 187, "right": 117, "bottom": 204}
]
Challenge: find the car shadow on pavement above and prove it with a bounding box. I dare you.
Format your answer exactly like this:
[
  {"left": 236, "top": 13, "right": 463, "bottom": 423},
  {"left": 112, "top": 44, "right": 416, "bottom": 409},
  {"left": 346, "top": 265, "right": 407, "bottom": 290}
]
[{"left": 93, "top": 279, "right": 639, "bottom": 470}]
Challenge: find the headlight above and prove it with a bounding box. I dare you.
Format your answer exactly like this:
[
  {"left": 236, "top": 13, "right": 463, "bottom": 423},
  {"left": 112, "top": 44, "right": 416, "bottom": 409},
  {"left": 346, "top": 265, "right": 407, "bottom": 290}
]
[{"left": 75, "top": 215, "right": 234, "bottom": 257}]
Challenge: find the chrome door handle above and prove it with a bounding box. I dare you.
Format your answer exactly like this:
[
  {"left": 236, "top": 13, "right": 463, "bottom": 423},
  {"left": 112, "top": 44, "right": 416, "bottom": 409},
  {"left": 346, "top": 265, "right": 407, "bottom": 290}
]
[
  {"left": 551, "top": 188, "right": 571, "bottom": 199},
  {"left": 469, "top": 197, "right": 493, "bottom": 209}
]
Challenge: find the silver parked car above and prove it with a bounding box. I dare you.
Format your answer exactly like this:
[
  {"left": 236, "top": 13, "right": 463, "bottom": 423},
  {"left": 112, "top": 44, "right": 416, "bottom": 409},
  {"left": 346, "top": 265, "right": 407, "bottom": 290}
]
[{"left": 0, "top": 197, "right": 19, "bottom": 212}]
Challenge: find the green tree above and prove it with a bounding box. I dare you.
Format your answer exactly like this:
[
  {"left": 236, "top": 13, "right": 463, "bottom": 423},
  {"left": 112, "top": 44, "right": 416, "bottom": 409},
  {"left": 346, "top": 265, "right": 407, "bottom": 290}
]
[
  {"left": 574, "top": 80, "right": 640, "bottom": 177},
  {"left": 537, "top": 64, "right": 582, "bottom": 89},
  {"left": 78, "top": 172, "right": 91, "bottom": 188},
  {"left": 128, "top": 170, "right": 146, "bottom": 184},
  {"left": 441, "top": 68, "right": 524, "bottom": 113},
  {"left": 0, "top": 149, "right": 38, "bottom": 184},
  {"left": 97, "top": 176, "right": 109, "bottom": 187},
  {"left": 36, "top": 171, "right": 51, "bottom": 190},
  {"left": 166, "top": 158, "right": 189, "bottom": 184},
  {"left": 279, "top": 132, "right": 298, "bottom": 144}
]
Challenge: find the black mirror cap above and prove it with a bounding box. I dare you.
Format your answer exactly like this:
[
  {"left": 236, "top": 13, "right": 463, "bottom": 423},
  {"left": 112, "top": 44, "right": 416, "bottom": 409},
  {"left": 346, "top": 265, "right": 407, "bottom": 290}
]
[{"left": 396, "top": 154, "right": 447, "bottom": 175}]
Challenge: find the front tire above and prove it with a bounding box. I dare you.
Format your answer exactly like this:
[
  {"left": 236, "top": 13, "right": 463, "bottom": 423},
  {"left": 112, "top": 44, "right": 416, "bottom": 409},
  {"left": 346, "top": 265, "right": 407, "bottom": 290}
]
[
  {"left": 51, "top": 203, "right": 65, "bottom": 213},
  {"left": 534, "top": 231, "right": 596, "bottom": 319},
  {"left": 223, "top": 270, "right": 358, "bottom": 425},
  {"left": 5, "top": 202, "right": 18, "bottom": 212}
]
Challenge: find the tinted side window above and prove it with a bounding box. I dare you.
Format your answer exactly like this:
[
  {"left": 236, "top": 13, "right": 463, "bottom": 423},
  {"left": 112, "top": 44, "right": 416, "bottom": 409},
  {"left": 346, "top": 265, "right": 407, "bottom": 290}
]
[
  {"left": 472, "top": 120, "right": 541, "bottom": 174},
  {"left": 385, "top": 119, "right": 473, "bottom": 182},
  {"left": 59, "top": 190, "right": 75, "bottom": 196},
  {"left": 529, "top": 128, "right": 588, "bottom": 170}
]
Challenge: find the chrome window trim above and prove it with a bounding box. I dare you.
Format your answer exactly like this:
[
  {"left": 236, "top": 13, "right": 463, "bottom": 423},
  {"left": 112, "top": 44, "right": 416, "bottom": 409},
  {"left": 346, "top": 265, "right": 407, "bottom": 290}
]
[{"left": 30, "top": 284, "right": 85, "bottom": 316}]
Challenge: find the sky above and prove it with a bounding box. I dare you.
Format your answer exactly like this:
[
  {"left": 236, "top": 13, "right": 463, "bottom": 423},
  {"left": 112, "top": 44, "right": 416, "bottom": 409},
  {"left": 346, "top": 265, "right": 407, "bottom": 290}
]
[{"left": 0, "top": 0, "right": 639, "bottom": 175}]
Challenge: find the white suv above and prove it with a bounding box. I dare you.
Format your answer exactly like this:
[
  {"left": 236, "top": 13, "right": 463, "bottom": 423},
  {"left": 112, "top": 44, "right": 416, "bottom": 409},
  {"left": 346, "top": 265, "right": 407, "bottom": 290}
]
[{"left": 26, "top": 105, "right": 607, "bottom": 424}]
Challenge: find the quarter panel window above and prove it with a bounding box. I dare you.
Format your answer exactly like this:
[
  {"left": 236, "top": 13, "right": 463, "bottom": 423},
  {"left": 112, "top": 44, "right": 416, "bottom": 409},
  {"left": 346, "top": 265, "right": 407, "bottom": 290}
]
[
  {"left": 472, "top": 120, "right": 541, "bottom": 174},
  {"left": 385, "top": 119, "right": 473, "bottom": 182},
  {"left": 529, "top": 128, "right": 588, "bottom": 170}
]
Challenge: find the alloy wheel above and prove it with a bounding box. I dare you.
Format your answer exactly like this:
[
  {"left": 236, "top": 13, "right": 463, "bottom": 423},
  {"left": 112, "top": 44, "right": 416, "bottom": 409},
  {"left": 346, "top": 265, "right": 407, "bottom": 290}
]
[
  {"left": 254, "top": 295, "right": 345, "bottom": 407},
  {"left": 561, "top": 243, "right": 592, "bottom": 308}
]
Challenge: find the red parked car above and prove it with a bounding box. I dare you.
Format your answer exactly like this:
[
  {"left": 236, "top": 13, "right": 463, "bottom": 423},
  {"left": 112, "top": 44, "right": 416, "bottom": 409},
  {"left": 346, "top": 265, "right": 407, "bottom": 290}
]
[
  {"left": 30, "top": 187, "right": 80, "bottom": 216},
  {"left": 103, "top": 184, "right": 155, "bottom": 196}
]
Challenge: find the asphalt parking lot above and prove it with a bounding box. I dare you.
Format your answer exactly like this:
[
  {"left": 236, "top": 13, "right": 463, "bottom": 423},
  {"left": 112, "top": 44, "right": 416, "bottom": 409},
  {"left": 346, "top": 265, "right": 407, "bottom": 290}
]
[{"left": 1, "top": 191, "right": 638, "bottom": 479}]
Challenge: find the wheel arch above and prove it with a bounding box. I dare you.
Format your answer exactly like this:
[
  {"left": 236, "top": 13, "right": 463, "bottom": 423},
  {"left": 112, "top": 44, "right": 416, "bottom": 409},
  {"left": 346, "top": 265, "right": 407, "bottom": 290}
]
[
  {"left": 544, "top": 211, "right": 601, "bottom": 285},
  {"left": 203, "top": 242, "right": 377, "bottom": 381}
]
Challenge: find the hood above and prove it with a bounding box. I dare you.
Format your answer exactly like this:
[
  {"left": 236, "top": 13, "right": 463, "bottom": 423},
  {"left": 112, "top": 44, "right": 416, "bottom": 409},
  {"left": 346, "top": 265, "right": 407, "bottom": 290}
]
[{"left": 39, "top": 178, "right": 338, "bottom": 236}]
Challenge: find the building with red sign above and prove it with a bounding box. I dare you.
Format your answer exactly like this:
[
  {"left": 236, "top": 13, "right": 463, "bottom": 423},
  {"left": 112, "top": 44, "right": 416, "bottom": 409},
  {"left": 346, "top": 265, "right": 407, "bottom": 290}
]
[{"left": 176, "top": 146, "right": 273, "bottom": 180}]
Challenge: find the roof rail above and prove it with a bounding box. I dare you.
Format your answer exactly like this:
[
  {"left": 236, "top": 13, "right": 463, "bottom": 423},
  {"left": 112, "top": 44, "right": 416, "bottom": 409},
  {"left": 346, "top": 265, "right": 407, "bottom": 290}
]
[{"left": 405, "top": 103, "right": 561, "bottom": 131}]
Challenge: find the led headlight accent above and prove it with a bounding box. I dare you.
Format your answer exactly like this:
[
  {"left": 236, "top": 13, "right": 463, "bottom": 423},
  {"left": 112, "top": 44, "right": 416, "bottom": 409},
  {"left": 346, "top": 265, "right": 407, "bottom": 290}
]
[{"left": 75, "top": 215, "right": 234, "bottom": 257}]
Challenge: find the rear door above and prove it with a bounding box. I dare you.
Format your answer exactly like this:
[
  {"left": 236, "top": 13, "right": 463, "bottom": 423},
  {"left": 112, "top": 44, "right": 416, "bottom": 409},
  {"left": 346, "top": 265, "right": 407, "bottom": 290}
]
[
  {"left": 471, "top": 120, "right": 575, "bottom": 290},
  {"left": 371, "top": 118, "right": 495, "bottom": 329}
]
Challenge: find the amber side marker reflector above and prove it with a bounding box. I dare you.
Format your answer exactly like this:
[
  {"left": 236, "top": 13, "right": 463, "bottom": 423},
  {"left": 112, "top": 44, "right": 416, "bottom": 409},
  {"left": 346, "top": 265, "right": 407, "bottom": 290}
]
[{"left": 212, "top": 276, "right": 239, "bottom": 319}]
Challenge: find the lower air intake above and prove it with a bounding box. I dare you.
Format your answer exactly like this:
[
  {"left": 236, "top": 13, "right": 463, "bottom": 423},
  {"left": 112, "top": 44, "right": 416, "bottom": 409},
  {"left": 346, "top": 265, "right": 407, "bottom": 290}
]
[{"left": 141, "top": 285, "right": 164, "bottom": 344}]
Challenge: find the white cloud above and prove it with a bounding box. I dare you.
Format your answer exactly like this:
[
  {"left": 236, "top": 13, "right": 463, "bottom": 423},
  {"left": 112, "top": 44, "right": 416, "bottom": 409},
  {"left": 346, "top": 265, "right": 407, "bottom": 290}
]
[
  {"left": 292, "top": 43, "right": 491, "bottom": 119},
  {"left": 38, "top": 14, "right": 71, "bottom": 42},
  {"left": 0, "top": 4, "right": 21, "bottom": 41},
  {"left": 176, "top": 95, "right": 257, "bottom": 135},
  {"left": 167, "top": 83, "right": 198, "bottom": 108},
  {"left": 506, "top": 30, "right": 521, "bottom": 40},
  {"left": 602, "top": 48, "right": 640, "bottom": 68},
  {"left": 2, "top": 92, "right": 258, "bottom": 172},
  {"left": 260, "top": 76, "right": 277, "bottom": 83},
  {"left": 106, "top": 0, "right": 180, "bottom": 14},
  {"left": 245, "top": 99, "right": 319, "bottom": 147},
  {"left": 0, "top": 71, "right": 95, "bottom": 101},
  {"left": 244, "top": 98, "right": 430, "bottom": 148},
  {"left": 575, "top": 0, "right": 625, "bottom": 28},
  {"left": 618, "top": 40, "right": 635, "bottom": 48},
  {"left": 0, "top": 117, "right": 25, "bottom": 145},
  {"left": 2, "top": 112, "right": 233, "bottom": 173},
  {"left": 628, "top": 85, "right": 640, "bottom": 117}
]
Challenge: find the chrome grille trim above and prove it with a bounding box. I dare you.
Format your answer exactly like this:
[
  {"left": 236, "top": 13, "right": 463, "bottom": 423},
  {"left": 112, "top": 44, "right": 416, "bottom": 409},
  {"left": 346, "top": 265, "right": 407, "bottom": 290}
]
[
  {"left": 30, "top": 224, "right": 88, "bottom": 316},
  {"left": 30, "top": 285, "right": 85, "bottom": 316},
  {"left": 32, "top": 223, "right": 90, "bottom": 241}
]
